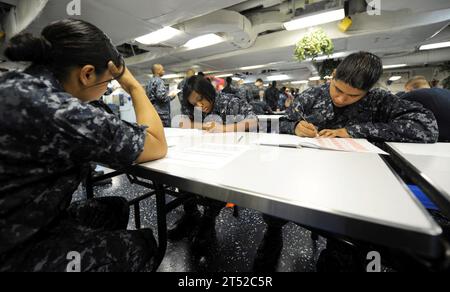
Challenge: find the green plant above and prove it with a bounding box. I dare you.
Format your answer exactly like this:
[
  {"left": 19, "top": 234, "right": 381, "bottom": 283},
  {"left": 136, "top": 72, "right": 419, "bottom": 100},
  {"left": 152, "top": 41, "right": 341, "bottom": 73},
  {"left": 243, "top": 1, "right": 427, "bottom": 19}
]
[{"left": 294, "top": 28, "right": 334, "bottom": 62}]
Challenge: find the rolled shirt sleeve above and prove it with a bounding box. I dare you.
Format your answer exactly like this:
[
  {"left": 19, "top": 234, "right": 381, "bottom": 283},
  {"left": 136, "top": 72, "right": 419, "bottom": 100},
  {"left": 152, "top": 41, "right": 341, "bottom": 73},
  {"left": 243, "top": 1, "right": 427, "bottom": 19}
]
[{"left": 51, "top": 96, "right": 148, "bottom": 168}]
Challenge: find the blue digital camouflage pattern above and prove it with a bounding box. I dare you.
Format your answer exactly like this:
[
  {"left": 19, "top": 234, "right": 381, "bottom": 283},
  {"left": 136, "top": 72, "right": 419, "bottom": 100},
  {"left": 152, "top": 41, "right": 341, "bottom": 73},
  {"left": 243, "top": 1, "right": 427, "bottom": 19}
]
[
  {"left": 146, "top": 76, "right": 171, "bottom": 127},
  {"left": 280, "top": 84, "right": 439, "bottom": 143},
  {"left": 195, "top": 92, "right": 257, "bottom": 124},
  {"left": 0, "top": 65, "right": 155, "bottom": 271}
]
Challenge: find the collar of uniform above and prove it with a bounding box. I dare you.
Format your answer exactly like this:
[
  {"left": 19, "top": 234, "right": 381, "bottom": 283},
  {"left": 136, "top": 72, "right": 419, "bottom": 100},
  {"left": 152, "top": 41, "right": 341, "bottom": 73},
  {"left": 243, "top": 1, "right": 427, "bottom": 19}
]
[{"left": 24, "top": 65, "right": 65, "bottom": 92}]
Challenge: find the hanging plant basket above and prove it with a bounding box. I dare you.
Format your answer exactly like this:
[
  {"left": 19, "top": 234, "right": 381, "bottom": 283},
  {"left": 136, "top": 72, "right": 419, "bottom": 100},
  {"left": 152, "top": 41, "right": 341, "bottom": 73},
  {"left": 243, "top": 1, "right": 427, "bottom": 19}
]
[{"left": 294, "top": 28, "right": 335, "bottom": 62}]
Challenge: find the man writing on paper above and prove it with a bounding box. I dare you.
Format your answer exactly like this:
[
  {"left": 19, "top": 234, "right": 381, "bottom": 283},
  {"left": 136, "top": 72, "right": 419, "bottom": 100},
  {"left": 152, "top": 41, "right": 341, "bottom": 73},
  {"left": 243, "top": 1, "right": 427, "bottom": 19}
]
[
  {"left": 254, "top": 52, "right": 439, "bottom": 272},
  {"left": 280, "top": 52, "right": 438, "bottom": 143}
]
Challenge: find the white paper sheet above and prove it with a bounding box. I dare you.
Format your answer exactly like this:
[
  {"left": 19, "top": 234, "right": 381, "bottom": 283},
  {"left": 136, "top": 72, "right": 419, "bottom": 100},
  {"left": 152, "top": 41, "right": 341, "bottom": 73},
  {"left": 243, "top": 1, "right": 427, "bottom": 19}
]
[
  {"left": 255, "top": 135, "right": 387, "bottom": 155},
  {"left": 163, "top": 143, "right": 250, "bottom": 169}
]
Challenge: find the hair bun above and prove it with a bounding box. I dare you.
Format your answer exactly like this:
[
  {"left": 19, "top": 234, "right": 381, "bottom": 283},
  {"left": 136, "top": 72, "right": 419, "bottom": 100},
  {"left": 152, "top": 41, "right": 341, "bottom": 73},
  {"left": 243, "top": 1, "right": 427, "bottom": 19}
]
[{"left": 4, "top": 33, "right": 52, "bottom": 64}]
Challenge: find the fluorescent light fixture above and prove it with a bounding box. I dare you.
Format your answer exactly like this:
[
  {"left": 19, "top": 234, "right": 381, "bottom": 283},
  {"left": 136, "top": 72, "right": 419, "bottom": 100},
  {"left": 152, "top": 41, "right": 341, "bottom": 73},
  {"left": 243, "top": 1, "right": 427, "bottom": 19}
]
[
  {"left": 135, "top": 27, "right": 181, "bottom": 45},
  {"left": 309, "top": 76, "right": 321, "bottom": 81},
  {"left": 232, "top": 77, "right": 242, "bottom": 81},
  {"left": 215, "top": 74, "right": 233, "bottom": 78},
  {"left": 267, "top": 75, "right": 290, "bottom": 81},
  {"left": 291, "top": 80, "right": 309, "bottom": 84},
  {"left": 240, "top": 62, "right": 286, "bottom": 71},
  {"left": 162, "top": 74, "right": 184, "bottom": 79},
  {"left": 389, "top": 76, "right": 402, "bottom": 81},
  {"left": 419, "top": 41, "right": 450, "bottom": 51},
  {"left": 284, "top": 8, "right": 345, "bottom": 31},
  {"left": 184, "top": 34, "right": 224, "bottom": 50},
  {"left": 240, "top": 64, "right": 266, "bottom": 71},
  {"left": 383, "top": 64, "right": 407, "bottom": 69}
]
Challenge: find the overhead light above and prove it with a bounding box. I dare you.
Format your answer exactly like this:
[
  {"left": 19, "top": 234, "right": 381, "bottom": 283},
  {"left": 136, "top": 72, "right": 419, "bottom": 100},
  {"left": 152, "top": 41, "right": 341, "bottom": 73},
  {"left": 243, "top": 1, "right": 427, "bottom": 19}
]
[
  {"left": 232, "top": 77, "right": 242, "bottom": 81},
  {"left": 263, "top": 84, "right": 269, "bottom": 87},
  {"left": 419, "top": 41, "right": 450, "bottom": 51},
  {"left": 184, "top": 34, "right": 225, "bottom": 50},
  {"left": 389, "top": 76, "right": 402, "bottom": 81},
  {"left": 309, "top": 76, "right": 321, "bottom": 81},
  {"left": 162, "top": 74, "right": 184, "bottom": 79},
  {"left": 283, "top": 8, "right": 346, "bottom": 31},
  {"left": 215, "top": 74, "right": 233, "bottom": 78},
  {"left": 291, "top": 80, "right": 309, "bottom": 84},
  {"left": 239, "top": 64, "right": 266, "bottom": 71},
  {"left": 239, "top": 62, "right": 285, "bottom": 71},
  {"left": 135, "top": 27, "right": 182, "bottom": 45},
  {"left": 383, "top": 64, "right": 407, "bottom": 69},
  {"left": 267, "top": 75, "right": 290, "bottom": 81}
]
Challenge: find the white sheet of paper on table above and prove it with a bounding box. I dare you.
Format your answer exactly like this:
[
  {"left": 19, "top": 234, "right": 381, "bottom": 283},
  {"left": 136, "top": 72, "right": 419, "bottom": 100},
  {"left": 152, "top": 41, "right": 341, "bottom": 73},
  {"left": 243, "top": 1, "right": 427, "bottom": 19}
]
[
  {"left": 164, "top": 128, "right": 204, "bottom": 138},
  {"left": 164, "top": 143, "right": 250, "bottom": 169}
]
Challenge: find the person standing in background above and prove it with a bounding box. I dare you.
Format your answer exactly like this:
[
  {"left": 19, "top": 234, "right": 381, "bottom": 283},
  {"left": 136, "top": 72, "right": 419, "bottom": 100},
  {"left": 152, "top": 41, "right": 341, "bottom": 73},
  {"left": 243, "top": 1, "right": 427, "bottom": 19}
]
[
  {"left": 146, "top": 64, "right": 173, "bottom": 127},
  {"left": 264, "top": 81, "right": 279, "bottom": 111}
]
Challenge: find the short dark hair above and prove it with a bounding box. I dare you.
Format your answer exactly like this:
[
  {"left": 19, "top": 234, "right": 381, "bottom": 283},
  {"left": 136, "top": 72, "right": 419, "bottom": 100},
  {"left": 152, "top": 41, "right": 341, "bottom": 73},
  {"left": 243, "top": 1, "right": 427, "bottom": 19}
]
[
  {"left": 335, "top": 52, "right": 383, "bottom": 91},
  {"left": 271, "top": 81, "right": 277, "bottom": 87},
  {"left": 183, "top": 76, "right": 217, "bottom": 118},
  {"left": 256, "top": 78, "right": 264, "bottom": 83},
  {"left": 5, "top": 18, "right": 123, "bottom": 82},
  {"left": 225, "top": 76, "right": 233, "bottom": 85}
]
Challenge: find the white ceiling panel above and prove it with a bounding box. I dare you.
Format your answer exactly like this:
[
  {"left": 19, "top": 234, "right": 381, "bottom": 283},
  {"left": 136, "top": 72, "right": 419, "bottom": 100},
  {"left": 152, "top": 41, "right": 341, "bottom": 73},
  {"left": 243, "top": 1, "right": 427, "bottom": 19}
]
[{"left": 24, "top": 0, "right": 247, "bottom": 44}]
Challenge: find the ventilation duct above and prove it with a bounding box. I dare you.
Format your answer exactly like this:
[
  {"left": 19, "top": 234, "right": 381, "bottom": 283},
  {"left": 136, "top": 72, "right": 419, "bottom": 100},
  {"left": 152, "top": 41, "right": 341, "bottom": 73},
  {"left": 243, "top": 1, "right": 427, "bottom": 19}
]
[{"left": 178, "top": 9, "right": 256, "bottom": 49}]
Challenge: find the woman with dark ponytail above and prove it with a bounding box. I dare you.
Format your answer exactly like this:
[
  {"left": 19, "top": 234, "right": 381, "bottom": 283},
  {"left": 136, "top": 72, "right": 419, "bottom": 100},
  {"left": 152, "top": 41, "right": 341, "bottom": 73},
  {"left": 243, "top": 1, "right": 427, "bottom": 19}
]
[{"left": 0, "top": 19, "right": 167, "bottom": 272}]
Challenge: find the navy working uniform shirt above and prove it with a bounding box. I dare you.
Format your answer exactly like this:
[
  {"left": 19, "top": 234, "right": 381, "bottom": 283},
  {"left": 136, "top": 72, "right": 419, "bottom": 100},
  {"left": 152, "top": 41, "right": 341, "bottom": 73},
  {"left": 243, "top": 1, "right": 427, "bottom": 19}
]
[
  {"left": 191, "top": 92, "right": 257, "bottom": 125},
  {"left": 0, "top": 66, "right": 147, "bottom": 257},
  {"left": 402, "top": 88, "right": 450, "bottom": 142},
  {"left": 280, "top": 84, "right": 439, "bottom": 143},
  {"left": 146, "top": 76, "right": 171, "bottom": 127},
  {"left": 236, "top": 86, "right": 253, "bottom": 103}
]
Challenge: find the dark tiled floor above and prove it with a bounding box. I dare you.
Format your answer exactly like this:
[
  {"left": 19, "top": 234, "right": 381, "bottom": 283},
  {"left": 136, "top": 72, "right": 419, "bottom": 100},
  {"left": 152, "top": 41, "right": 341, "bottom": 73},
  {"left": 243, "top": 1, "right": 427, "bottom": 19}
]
[{"left": 73, "top": 174, "right": 327, "bottom": 272}]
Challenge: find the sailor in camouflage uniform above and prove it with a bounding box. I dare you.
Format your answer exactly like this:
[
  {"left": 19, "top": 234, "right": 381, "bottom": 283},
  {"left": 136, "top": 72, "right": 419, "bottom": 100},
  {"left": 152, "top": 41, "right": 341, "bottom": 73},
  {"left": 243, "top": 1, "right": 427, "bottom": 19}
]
[
  {"left": 169, "top": 76, "right": 257, "bottom": 253},
  {"left": 0, "top": 19, "right": 167, "bottom": 272},
  {"left": 146, "top": 64, "right": 172, "bottom": 127},
  {"left": 0, "top": 65, "right": 158, "bottom": 272},
  {"left": 198, "top": 92, "right": 257, "bottom": 127},
  {"left": 279, "top": 84, "right": 439, "bottom": 142},
  {"left": 254, "top": 52, "right": 439, "bottom": 272}
]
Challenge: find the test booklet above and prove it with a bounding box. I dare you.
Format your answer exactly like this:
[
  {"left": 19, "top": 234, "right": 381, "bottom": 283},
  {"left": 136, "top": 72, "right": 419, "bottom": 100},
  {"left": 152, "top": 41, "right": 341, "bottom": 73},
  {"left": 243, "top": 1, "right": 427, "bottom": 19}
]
[{"left": 255, "top": 134, "right": 388, "bottom": 155}]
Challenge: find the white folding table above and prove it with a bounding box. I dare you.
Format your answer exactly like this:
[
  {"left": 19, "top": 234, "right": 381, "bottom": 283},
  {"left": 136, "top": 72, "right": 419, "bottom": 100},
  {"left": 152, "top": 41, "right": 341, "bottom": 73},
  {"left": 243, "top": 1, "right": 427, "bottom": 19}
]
[
  {"left": 125, "top": 131, "right": 444, "bottom": 264},
  {"left": 386, "top": 143, "right": 450, "bottom": 217}
]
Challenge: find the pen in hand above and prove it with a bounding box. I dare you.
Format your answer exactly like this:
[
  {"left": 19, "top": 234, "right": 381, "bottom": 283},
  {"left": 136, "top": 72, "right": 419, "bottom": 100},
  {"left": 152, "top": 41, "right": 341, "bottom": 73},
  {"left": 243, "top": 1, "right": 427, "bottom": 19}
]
[{"left": 295, "top": 108, "right": 319, "bottom": 137}]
